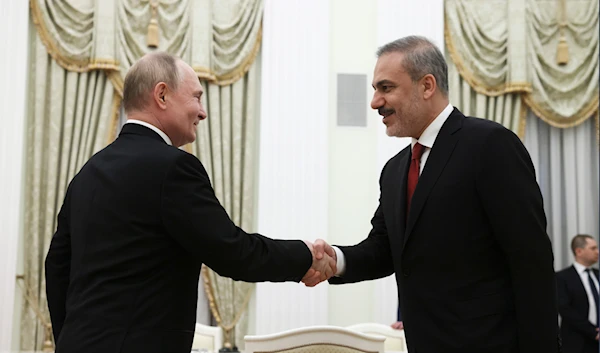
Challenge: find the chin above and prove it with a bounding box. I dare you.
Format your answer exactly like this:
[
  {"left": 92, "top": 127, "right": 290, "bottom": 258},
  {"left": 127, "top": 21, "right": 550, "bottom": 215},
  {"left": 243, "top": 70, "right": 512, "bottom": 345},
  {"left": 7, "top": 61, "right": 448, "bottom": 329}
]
[{"left": 386, "top": 126, "right": 404, "bottom": 138}]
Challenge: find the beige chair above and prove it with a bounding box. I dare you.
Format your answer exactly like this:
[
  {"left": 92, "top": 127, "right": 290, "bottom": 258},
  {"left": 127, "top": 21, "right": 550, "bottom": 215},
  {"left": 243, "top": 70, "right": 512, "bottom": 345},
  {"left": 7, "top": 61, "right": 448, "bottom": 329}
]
[
  {"left": 191, "top": 323, "right": 223, "bottom": 352},
  {"left": 346, "top": 323, "right": 407, "bottom": 353},
  {"left": 244, "top": 325, "right": 385, "bottom": 353}
]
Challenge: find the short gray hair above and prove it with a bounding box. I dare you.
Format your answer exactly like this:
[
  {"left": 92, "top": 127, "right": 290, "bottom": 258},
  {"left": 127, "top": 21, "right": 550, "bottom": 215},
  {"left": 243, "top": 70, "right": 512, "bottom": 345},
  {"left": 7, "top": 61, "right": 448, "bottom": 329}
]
[
  {"left": 376, "top": 36, "right": 448, "bottom": 96},
  {"left": 123, "top": 52, "right": 183, "bottom": 113},
  {"left": 571, "top": 234, "right": 595, "bottom": 255}
]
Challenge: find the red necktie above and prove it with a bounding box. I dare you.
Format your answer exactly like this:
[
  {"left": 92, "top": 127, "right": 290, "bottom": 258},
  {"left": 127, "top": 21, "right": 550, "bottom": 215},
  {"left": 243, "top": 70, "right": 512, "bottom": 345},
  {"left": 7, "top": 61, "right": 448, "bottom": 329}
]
[{"left": 406, "top": 143, "right": 425, "bottom": 216}]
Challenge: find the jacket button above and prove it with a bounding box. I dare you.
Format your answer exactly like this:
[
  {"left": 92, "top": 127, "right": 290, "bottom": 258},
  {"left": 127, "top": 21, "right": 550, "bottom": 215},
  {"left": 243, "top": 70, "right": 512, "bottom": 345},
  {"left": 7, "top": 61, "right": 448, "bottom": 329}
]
[{"left": 403, "top": 269, "right": 410, "bottom": 277}]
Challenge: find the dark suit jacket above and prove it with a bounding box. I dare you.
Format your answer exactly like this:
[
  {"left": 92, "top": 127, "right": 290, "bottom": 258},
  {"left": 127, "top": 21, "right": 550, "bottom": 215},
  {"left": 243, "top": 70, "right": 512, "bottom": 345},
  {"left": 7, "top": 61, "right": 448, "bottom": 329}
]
[
  {"left": 330, "top": 108, "right": 559, "bottom": 353},
  {"left": 45, "top": 124, "right": 312, "bottom": 353},
  {"left": 556, "top": 265, "right": 599, "bottom": 353}
]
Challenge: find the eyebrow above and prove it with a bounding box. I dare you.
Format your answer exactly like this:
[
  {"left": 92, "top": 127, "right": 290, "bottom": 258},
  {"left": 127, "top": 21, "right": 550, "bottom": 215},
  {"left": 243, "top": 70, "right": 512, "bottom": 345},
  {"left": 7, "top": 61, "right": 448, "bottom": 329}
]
[{"left": 373, "top": 79, "right": 394, "bottom": 89}]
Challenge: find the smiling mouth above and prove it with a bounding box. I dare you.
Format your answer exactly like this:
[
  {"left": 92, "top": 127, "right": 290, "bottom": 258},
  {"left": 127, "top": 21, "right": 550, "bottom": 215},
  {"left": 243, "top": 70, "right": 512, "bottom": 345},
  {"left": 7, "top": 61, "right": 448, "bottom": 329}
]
[{"left": 378, "top": 108, "right": 395, "bottom": 118}]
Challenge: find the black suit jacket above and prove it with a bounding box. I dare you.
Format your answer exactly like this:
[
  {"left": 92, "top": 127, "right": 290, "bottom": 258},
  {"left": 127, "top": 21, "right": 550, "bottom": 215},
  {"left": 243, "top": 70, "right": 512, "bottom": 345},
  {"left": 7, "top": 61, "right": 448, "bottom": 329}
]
[
  {"left": 330, "top": 108, "right": 559, "bottom": 353},
  {"left": 556, "top": 265, "right": 599, "bottom": 353},
  {"left": 45, "top": 124, "right": 312, "bottom": 353}
]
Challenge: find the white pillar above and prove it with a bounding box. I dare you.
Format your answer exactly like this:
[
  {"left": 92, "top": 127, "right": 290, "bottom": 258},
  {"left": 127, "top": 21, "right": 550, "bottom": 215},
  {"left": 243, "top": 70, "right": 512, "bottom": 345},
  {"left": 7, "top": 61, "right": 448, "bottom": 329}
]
[
  {"left": 254, "top": 0, "right": 330, "bottom": 335},
  {"left": 0, "top": 0, "right": 30, "bottom": 351}
]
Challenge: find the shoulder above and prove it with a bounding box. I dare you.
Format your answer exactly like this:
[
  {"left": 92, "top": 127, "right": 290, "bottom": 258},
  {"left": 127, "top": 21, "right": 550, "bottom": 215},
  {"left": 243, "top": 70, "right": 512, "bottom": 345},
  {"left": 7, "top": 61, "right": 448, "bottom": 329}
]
[
  {"left": 459, "top": 117, "right": 528, "bottom": 168},
  {"left": 380, "top": 144, "right": 411, "bottom": 177},
  {"left": 460, "top": 114, "right": 518, "bottom": 144},
  {"left": 556, "top": 266, "right": 576, "bottom": 279},
  {"left": 164, "top": 148, "right": 211, "bottom": 181}
]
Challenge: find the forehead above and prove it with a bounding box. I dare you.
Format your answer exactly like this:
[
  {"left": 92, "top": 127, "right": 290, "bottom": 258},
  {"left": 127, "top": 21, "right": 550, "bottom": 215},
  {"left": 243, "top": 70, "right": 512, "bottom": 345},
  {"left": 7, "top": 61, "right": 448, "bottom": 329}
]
[
  {"left": 178, "top": 62, "right": 203, "bottom": 91},
  {"left": 372, "top": 52, "right": 410, "bottom": 85},
  {"left": 585, "top": 238, "right": 598, "bottom": 247}
]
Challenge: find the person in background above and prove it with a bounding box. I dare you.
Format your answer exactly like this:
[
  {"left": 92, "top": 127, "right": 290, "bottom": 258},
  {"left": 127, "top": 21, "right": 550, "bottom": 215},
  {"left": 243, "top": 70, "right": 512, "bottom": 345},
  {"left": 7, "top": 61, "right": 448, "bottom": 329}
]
[{"left": 556, "top": 234, "right": 600, "bottom": 353}]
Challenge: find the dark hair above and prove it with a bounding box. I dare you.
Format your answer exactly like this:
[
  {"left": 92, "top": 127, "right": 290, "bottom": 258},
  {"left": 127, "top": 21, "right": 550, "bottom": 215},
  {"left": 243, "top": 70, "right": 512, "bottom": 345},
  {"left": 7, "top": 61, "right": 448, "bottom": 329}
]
[
  {"left": 376, "top": 36, "right": 448, "bottom": 96},
  {"left": 571, "top": 234, "right": 595, "bottom": 255}
]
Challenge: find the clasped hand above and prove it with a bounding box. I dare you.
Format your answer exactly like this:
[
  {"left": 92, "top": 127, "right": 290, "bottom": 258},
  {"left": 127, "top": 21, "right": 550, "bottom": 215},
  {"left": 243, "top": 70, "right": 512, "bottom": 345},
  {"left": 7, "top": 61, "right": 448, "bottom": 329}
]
[{"left": 301, "top": 239, "right": 336, "bottom": 287}]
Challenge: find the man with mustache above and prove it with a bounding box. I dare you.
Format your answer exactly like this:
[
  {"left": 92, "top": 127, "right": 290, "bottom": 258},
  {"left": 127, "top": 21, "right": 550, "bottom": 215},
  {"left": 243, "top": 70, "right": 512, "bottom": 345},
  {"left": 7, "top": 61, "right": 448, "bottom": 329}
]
[
  {"left": 45, "top": 52, "right": 336, "bottom": 353},
  {"left": 305, "top": 36, "right": 559, "bottom": 353}
]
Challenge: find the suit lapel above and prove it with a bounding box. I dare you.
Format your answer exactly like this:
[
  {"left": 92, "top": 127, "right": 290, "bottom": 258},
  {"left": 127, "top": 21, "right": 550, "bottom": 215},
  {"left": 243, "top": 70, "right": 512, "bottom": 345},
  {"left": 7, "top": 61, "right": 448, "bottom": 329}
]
[
  {"left": 393, "top": 152, "right": 411, "bottom": 242},
  {"left": 569, "top": 266, "right": 589, "bottom": 301},
  {"left": 404, "top": 109, "right": 463, "bottom": 244}
]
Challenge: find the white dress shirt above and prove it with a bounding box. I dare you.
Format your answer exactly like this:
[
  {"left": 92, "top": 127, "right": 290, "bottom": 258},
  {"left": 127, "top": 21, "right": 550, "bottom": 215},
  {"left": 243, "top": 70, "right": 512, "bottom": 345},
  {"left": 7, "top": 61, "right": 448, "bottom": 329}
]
[
  {"left": 125, "top": 119, "right": 172, "bottom": 146},
  {"left": 573, "top": 261, "right": 599, "bottom": 325},
  {"left": 333, "top": 103, "right": 454, "bottom": 276}
]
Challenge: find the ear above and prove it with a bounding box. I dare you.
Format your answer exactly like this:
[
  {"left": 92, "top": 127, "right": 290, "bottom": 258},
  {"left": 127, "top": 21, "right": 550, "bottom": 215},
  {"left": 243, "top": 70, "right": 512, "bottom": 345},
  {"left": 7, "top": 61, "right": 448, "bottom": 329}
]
[
  {"left": 153, "top": 82, "right": 168, "bottom": 110},
  {"left": 421, "top": 74, "right": 437, "bottom": 100}
]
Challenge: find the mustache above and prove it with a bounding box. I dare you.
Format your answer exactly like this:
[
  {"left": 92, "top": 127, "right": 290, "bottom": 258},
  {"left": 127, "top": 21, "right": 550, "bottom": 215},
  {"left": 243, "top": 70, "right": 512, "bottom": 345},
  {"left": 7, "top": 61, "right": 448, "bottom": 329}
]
[{"left": 378, "top": 107, "right": 395, "bottom": 116}]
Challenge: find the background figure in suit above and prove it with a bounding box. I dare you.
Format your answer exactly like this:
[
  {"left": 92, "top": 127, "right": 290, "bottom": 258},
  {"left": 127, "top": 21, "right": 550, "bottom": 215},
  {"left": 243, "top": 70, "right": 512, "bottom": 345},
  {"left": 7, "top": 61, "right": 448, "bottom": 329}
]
[
  {"left": 45, "top": 52, "right": 335, "bottom": 353},
  {"left": 557, "top": 234, "right": 600, "bottom": 353},
  {"left": 306, "top": 36, "right": 559, "bottom": 353},
  {"left": 391, "top": 304, "right": 403, "bottom": 330}
]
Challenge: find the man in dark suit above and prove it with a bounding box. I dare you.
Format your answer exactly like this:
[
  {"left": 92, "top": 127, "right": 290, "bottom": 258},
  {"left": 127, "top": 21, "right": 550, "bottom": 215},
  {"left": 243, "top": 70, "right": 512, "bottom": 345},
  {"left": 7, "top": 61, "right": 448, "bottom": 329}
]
[
  {"left": 556, "top": 234, "right": 600, "bottom": 353},
  {"left": 305, "top": 36, "right": 559, "bottom": 353},
  {"left": 45, "top": 52, "right": 336, "bottom": 353}
]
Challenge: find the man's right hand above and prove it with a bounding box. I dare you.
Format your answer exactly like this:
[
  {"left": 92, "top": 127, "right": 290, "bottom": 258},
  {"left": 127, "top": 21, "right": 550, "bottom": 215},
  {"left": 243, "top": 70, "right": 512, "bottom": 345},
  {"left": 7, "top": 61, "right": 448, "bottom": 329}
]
[
  {"left": 391, "top": 321, "right": 404, "bottom": 330},
  {"left": 302, "top": 239, "right": 336, "bottom": 287}
]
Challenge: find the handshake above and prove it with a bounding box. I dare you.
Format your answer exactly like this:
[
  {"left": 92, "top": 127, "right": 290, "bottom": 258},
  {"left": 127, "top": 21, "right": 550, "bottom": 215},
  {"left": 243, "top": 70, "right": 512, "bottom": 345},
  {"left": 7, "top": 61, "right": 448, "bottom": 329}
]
[{"left": 302, "top": 239, "right": 337, "bottom": 287}]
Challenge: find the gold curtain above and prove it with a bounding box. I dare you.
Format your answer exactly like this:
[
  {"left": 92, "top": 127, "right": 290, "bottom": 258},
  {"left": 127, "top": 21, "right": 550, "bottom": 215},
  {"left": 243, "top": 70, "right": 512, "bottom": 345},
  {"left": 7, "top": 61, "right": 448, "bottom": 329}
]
[
  {"left": 20, "top": 32, "right": 120, "bottom": 351},
  {"left": 445, "top": 0, "right": 599, "bottom": 131},
  {"left": 447, "top": 54, "right": 527, "bottom": 137},
  {"left": 24, "top": 0, "right": 264, "bottom": 349},
  {"left": 30, "top": 0, "right": 264, "bottom": 93},
  {"left": 193, "top": 59, "right": 260, "bottom": 349}
]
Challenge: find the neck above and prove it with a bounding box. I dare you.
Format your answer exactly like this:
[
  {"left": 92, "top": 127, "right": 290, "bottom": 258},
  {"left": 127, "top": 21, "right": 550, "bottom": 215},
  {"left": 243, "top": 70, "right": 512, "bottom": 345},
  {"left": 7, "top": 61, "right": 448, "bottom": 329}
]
[
  {"left": 414, "top": 97, "right": 449, "bottom": 139},
  {"left": 127, "top": 111, "right": 164, "bottom": 131},
  {"left": 576, "top": 259, "right": 593, "bottom": 268}
]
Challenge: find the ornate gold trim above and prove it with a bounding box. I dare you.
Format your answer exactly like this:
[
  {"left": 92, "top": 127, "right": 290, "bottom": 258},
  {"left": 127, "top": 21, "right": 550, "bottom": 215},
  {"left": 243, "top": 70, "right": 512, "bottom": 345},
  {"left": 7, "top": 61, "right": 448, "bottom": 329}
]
[
  {"left": 16, "top": 275, "right": 54, "bottom": 351},
  {"left": 201, "top": 265, "right": 222, "bottom": 325},
  {"left": 30, "top": 0, "right": 120, "bottom": 73},
  {"left": 106, "top": 21, "right": 261, "bottom": 98},
  {"left": 595, "top": 110, "right": 599, "bottom": 145},
  {"left": 518, "top": 98, "right": 528, "bottom": 140},
  {"left": 89, "top": 59, "right": 121, "bottom": 71},
  {"left": 107, "top": 88, "right": 122, "bottom": 145},
  {"left": 193, "top": 24, "right": 263, "bottom": 86},
  {"left": 106, "top": 70, "right": 124, "bottom": 97},
  {"left": 32, "top": 0, "right": 261, "bottom": 93},
  {"left": 444, "top": 15, "right": 531, "bottom": 97},
  {"left": 522, "top": 93, "right": 598, "bottom": 129},
  {"left": 194, "top": 67, "right": 218, "bottom": 83},
  {"left": 201, "top": 265, "right": 254, "bottom": 332}
]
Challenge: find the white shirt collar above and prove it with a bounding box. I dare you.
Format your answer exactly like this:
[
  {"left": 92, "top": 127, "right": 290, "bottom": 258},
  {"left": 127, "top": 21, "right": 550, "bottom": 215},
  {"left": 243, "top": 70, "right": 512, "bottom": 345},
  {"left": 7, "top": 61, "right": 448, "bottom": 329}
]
[
  {"left": 573, "top": 261, "right": 593, "bottom": 274},
  {"left": 125, "top": 119, "right": 172, "bottom": 146},
  {"left": 411, "top": 103, "right": 453, "bottom": 149}
]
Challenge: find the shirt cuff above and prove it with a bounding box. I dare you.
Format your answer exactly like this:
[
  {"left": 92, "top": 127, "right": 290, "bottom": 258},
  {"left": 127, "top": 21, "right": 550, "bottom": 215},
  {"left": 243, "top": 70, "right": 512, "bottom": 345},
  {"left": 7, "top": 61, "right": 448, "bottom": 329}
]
[{"left": 332, "top": 246, "right": 346, "bottom": 276}]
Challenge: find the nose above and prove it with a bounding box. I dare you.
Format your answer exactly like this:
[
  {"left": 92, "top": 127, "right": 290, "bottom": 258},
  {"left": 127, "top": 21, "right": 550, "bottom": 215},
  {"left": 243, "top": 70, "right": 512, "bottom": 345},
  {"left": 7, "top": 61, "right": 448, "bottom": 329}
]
[
  {"left": 199, "top": 105, "right": 207, "bottom": 120},
  {"left": 371, "top": 91, "right": 383, "bottom": 110}
]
